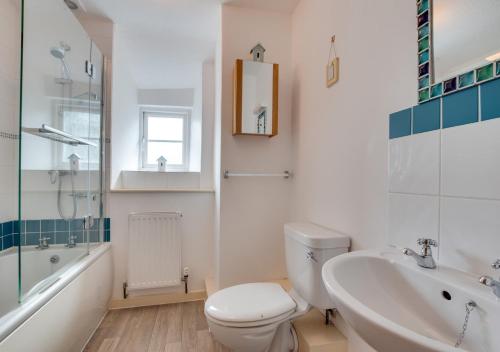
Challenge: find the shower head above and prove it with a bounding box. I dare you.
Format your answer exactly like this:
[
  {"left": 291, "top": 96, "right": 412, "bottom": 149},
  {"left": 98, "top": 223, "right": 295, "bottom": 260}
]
[
  {"left": 64, "top": 0, "right": 79, "bottom": 10},
  {"left": 50, "top": 47, "right": 66, "bottom": 59}
]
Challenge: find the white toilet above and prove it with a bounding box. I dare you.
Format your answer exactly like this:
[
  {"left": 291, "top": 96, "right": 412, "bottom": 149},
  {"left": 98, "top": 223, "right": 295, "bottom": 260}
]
[{"left": 205, "top": 222, "right": 350, "bottom": 352}]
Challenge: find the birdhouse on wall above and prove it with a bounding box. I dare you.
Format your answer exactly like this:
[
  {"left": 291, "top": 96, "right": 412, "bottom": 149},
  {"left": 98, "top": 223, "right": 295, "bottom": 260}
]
[
  {"left": 250, "top": 43, "right": 266, "bottom": 62},
  {"left": 157, "top": 156, "right": 167, "bottom": 172}
]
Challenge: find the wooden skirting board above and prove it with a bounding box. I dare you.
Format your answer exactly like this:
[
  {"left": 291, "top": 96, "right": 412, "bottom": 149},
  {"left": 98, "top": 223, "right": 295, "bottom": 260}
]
[{"left": 109, "top": 289, "right": 206, "bottom": 310}]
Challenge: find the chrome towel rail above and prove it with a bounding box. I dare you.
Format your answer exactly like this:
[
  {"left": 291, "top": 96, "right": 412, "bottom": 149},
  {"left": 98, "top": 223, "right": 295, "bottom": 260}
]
[{"left": 224, "top": 170, "right": 291, "bottom": 179}]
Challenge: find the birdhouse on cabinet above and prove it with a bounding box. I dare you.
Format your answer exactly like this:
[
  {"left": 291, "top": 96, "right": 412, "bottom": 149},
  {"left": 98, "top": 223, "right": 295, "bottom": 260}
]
[{"left": 250, "top": 43, "right": 266, "bottom": 62}]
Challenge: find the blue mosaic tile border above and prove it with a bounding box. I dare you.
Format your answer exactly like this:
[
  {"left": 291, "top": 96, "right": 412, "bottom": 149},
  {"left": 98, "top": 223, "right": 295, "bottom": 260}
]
[
  {"left": 390, "top": 77, "right": 500, "bottom": 139},
  {"left": 0, "top": 217, "right": 111, "bottom": 251},
  {"left": 416, "top": 0, "right": 500, "bottom": 103}
]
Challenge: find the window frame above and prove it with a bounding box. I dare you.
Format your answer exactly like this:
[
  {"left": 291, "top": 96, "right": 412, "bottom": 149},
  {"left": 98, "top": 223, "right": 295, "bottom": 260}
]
[
  {"left": 140, "top": 108, "right": 191, "bottom": 171},
  {"left": 56, "top": 101, "right": 101, "bottom": 170}
]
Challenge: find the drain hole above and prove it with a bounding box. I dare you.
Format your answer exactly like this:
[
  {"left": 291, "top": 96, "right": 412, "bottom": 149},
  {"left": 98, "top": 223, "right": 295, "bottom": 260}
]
[{"left": 442, "top": 290, "right": 452, "bottom": 300}]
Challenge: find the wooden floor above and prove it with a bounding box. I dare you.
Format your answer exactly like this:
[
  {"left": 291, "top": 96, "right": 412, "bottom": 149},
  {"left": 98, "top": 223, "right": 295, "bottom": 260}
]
[{"left": 84, "top": 301, "right": 231, "bottom": 352}]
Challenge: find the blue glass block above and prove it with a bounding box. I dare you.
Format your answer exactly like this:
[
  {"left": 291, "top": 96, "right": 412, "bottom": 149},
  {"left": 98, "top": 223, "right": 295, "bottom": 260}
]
[
  {"left": 26, "top": 233, "right": 41, "bottom": 246},
  {"left": 389, "top": 108, "right": 412, "bottom": 139},
  {"left": 418, "top": 23, "right": 429, "bottom": 40},
  {"left": 476, "top": 63, "right": 494, "bottom": 82},
  {"left": 0, "top": 223, "right": 3, "bottom": 236},
  {"left": 26, "top": 220, "right": 40, "bottom": 233},
  {"left": 418, "top": 0, "right": 429, "bottom": 14},
  {"left": 458, "top": 71, "right": 475, "bottom": 88},
  {"left": 496, "top": 61, "right": 500, "bottom": 76},
  {"left": 56, "top": 232, "right": 69, "bottom": 244},
  {"left": 13, "top": 220, "right": 24, "bottom": 234},
  {"left": 443, "top": 87, "right": 478, "bottom": 128},
  {"left": 431, "top": 83, "right": 443, "bottom": 98},
  {"left": 418, "top": 50, "right": 429, "bottom": 65},
  {"left": 418, "top": 37, "right": 429, "bottom": 53},
  {"left": 481, "top": 78, "right": 500, "bottom": 121},
  {"left": 70, "top": 218, "right": 84, "bottom": 231},
  {"left": 56, "top": 219, "right": 70, "bottom": 232},
  {"left": 3, "top": 221, "right": 12, "bottom": 236},
  {"left": 418, "top": 11, "right": 429, "bottom": 27},
  {"left": 104, "top": 230, "right": 111, "bottom": 242},
  {"left": 418, "top": 75, "right": 430, "bottom": 89},
  {"left": 413, "top": 99, "right": 440, "bottom": 134},
  {"left": 418, "top": 62, "right": 429, "bottom": 77},
  {"left": 41, "top": 219, "right": 55, "bottom": 233},
  {"left": 418, "top": 88, "right": 430, "bottom": 102},
  {"left": 443, "top": 77, "right": 457, "bottom": 94}
]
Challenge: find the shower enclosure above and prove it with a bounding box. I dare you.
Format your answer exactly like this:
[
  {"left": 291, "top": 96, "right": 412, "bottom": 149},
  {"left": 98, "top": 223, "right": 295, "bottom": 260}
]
[{"left": 0, "top": 0, "right": 107, "bottom": 325}]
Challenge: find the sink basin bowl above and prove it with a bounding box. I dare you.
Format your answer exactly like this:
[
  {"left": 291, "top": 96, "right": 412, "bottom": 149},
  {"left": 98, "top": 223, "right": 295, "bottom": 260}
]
[{"left": 322, "top": 249, "right": 499, "bottom": 352}]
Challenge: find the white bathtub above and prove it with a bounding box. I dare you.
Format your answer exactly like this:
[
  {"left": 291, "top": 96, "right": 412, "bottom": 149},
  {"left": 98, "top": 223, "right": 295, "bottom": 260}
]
[{"left": 0, "top": 243, "right": 112, "bottom": 352}]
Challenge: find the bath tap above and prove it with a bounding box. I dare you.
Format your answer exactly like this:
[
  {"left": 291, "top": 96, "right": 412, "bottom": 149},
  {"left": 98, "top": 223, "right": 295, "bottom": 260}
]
[
  {"left": 66, "top": 235, "right": 77, "bottom": 248},
  {"left": 36, "top": 237, "right": 51, "bottom": 250},
  {"left": 403, "top": 238, "right": 437, "bottom": 269},
  {"left": 479, "top": 259, "right": 500, "bottom": 298}
]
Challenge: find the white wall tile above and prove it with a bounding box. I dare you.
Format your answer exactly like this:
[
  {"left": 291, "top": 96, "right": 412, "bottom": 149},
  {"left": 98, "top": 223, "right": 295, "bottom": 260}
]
[
  {"left": 389, "top": 131, "right": 440, "bottom": 195},
  {"left": 388, "top": 193, "right": 440, "bottom": 251},
  {"left": 442, "top": 118, "right": 500, "bottom": 200},
  {"left": 440, "top": 197, "right": 500, "bottom": 277}
]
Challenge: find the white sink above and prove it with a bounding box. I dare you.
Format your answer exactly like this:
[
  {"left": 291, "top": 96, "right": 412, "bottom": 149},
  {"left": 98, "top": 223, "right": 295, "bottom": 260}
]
[{"left": 321, "top": 249, "right": 500, "bottom": 352}]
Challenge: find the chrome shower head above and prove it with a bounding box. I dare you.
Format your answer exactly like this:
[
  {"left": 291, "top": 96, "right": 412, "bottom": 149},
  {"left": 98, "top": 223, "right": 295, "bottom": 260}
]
[
  {"left": 50, "top": 47, "right": 66, "bottom": 59},
  {"left": 64, "top": 0, "right": 79, "bottom": 10}
]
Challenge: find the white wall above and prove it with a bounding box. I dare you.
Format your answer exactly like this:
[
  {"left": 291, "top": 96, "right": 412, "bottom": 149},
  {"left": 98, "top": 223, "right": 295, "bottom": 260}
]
[
  {"left": 289, "top": 1, "right": 416, "bottom": 351},
  {"left": 0, "top": 0, "right": 20, "bottom": 223},
  {"left": 290, "top": 0, "right": 417, "bottom": 251},
  {"left": 216, "top": 5, "right": 293, "bottom": 288},
  {"left": 110, "top": 25, "right": 140, "bottom": 187}
]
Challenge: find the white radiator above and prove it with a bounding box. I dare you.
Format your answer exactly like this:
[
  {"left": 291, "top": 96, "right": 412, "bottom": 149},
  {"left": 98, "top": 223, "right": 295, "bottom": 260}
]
[{"left": 127, "top": 212, "right": 182, "bottom": 291}]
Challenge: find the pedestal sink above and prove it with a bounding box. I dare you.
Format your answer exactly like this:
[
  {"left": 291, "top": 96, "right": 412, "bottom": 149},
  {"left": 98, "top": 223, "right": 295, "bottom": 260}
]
[{"left": 321, "top": 249, "right": 499, "bottom": 352}]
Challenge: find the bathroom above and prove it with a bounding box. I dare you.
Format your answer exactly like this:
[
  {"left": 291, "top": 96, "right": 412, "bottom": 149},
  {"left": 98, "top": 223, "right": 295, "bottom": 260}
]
[{"left": 0, "top": 0, "right": 499, "bottom": 351}]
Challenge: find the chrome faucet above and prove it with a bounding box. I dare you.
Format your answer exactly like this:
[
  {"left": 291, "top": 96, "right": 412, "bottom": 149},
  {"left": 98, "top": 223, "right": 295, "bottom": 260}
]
[
  {"left": 36, "top": 237, "right": 51, "bottom": 250},
  {"left": 65, "top": 235, "right": 77, "bottom": 248},
  {"left": 479, "top": 259, "right": 500, "bottom": 298},
  {"left": 403, "top": 238, "right": 438, "bottom": 269}
]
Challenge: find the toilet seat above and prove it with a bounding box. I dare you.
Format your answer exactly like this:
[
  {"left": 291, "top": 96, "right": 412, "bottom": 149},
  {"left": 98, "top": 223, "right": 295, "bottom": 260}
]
[{"left": 205, "top": 283, "right": 296, "bottom": 328}]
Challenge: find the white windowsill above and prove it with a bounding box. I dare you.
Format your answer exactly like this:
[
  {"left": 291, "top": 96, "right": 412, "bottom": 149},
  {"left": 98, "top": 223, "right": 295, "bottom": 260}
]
[{"left": 118, "top": 170, "right": 210, "bottom": 192}]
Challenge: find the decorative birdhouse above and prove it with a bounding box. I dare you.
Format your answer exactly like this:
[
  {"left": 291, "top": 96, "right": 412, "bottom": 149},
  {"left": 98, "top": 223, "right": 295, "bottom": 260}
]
[
  {"left": 250, "top": 43, "right": 266, "bottom": 62},
  {"left": 68, "top": 153, "right": 81, "bottom": 172},
  {"left": 157, "top": 156, "right": 167, "bottom": 172}
]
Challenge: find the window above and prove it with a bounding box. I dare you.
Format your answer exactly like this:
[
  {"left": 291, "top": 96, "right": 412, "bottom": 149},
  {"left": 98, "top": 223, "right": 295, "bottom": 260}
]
[
  {"left": 141, "top": 110, "right": 190, "bottom": 170},
  {"left": 59, "top": 104, "right": 101, "bottom": 169}
]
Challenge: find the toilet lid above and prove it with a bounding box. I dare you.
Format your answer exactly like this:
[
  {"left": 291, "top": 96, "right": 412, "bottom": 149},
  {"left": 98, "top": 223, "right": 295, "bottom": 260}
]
[{"left": 205, "top": 283, "right": 296, "bottom": 324}]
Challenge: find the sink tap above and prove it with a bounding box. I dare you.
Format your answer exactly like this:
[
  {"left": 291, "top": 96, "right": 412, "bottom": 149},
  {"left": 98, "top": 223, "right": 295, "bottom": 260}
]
[
  {"left": 479, "top": 259, "right": 500, "bottom": 298},
  {"left": 36, "top": 237, "right": 51, "bottom": 250},
  {"left": 403, "top": 238, "right": 438, "bottom": 269}
]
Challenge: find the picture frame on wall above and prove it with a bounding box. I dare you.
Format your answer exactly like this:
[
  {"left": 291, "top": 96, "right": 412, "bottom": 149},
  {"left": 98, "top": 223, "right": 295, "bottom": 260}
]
[{"left": 326, "top": 57, "right": 339, "bottom": 87}]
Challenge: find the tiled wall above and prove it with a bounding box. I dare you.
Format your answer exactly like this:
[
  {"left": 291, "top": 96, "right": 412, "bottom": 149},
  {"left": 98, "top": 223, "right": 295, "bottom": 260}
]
[
  {"left": 0, "top": 0, "right": 21, "bottom": 225},
  {"left": 388, "top": 77, "right": 500, "bottom": 278},
  {"left": 0, "top": 218, "right": 111, "bottom": 251}
]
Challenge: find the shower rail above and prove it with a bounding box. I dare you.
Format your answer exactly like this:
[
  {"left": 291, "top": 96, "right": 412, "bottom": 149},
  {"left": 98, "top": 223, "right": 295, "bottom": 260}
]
[
  {"left": 223, "top": 170, "right": 291, "bottom": 179},
  {"left": 22, "top": 124, "right": 97, "bottom": 147}
]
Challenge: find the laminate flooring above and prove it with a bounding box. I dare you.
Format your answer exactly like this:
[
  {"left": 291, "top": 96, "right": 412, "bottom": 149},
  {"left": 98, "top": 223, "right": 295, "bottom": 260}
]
[{"left": 84, "top": 301, "right": 231, "bottom": 352}]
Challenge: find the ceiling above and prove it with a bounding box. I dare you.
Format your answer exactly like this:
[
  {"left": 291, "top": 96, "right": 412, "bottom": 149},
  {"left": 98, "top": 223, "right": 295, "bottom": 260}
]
[
  {"left": 78, "top": 0, "right": 298, "bottom": 88},
  {"left": 223, "top": 0, "right": 300, "bottom": 13}
]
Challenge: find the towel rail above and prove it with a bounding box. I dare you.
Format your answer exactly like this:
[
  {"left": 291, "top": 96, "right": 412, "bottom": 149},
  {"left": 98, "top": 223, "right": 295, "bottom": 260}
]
[{"left": 223, "top": 170, "right": 291, "bottom": 179}]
